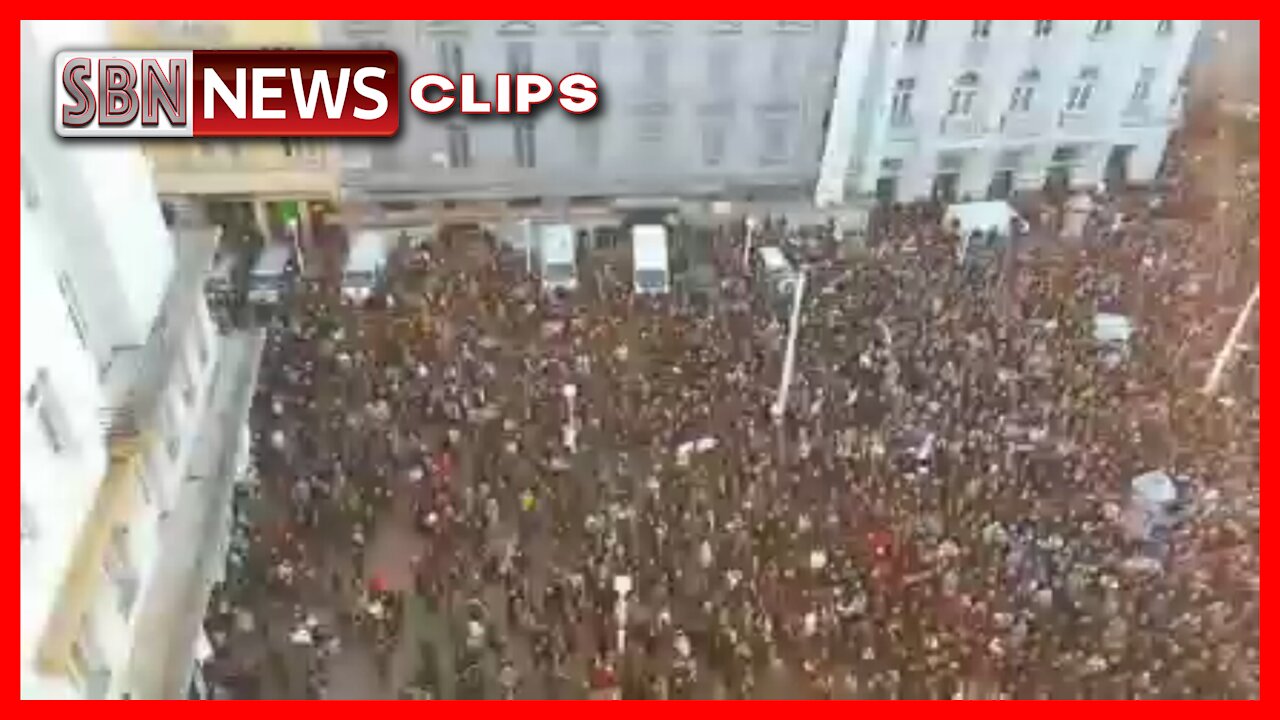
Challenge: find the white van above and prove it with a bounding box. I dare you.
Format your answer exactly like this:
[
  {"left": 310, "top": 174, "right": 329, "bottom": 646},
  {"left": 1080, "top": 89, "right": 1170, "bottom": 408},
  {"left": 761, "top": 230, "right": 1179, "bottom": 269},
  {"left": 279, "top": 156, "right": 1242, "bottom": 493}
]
[
  {"left": 246, "top": 244, "right": 293, "bottom": 305},
  {"left": 538, "top": 223, "right": 578, "bottom": 293},
  {"left": 342, "top": 230, "right": 390, "bottom": 303},
  {"left": 631, "top": 224, "right": 670, "bottom": 295}
]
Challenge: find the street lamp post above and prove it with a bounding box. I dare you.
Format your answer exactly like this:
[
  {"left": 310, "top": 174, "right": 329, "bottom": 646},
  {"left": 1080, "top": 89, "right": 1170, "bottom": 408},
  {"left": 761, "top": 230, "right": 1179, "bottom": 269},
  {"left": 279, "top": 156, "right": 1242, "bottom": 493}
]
[{"left": 771, "top": 268, "right": 807, "bottom": 422}]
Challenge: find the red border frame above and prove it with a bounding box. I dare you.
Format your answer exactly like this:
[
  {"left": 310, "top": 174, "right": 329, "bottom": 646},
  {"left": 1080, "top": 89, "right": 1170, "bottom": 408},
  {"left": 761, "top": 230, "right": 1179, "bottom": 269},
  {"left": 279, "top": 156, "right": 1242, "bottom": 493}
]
[{"left": 14, "top": 12, "right": 1269, "bottom": 710}]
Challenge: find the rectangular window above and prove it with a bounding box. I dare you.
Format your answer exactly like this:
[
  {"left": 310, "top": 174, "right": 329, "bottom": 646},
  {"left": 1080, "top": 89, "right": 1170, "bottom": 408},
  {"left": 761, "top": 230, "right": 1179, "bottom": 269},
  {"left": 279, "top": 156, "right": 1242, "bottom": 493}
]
[
  {"left": 1066, "top": 68, "right": 1098, "bottom": 112},
  {"left": 1156, "top": 20, "right": 1174, "bottom": 36},
  {"left": 26, "top": 369, "right": 66, "bottom": 454},
  {"left": 576, "top": 123, "right": 601, "bottom": 167},
  {"left": 948, "top": 87, "right": 977, "bottom": 116},
  {"left": 104, "top": 526, "right": 138, "bottom": 618},
  {"left": 890, "top": 78, "right": 915, "bottom": 125},
  {"left": 57, "top": 273, "right": 90, "bottom": 351},
  {"left": 514, "top": 121, "right": 536, "bottom": 168},
  {"left": 1009, "top": 85, "right": 1035, "bottom": 112},
  {"left": 905, "top": 20, "right": 928, "bottom": 44},
  {"left": 702, "top": 123, "right": 727, "bottom": 167},
  {"left": 1066, "top": 84, "right": 1094, "bottom": 111},
  {"left": 707, "top": 40, "right": 735, "bottom": 88},
  {"left": 1131, "top": 67, "right": 1156, "bottom": 103},
  {"left": 446, "top": 124, "right": 471, "bottom": 168},
  {"left": 641, "top": 40, "right": 669, "bottom": 93},
  {"left": 438, "top": 39, "right": 464, "bottom": 77},
  {"left": 577, "top": 40, "right": 602, "bottom": 77},
  {"left": 1092, "top": 20, "right": 1114, "bottom": 37},
  {"left": 769, "top": 39, "right": 793, "bottom": 85},
  {"left": 507, "top": 41, "right": 533, "bottom": 75},
  {"left": 972, "top": 20, "right": 992, "bottom": 39},
  {"left": 1033, "top": 20, "right": 1053, "bottom": 38},
  {"left": 760, "top": 117, "right": 789, "bottom": 166}
]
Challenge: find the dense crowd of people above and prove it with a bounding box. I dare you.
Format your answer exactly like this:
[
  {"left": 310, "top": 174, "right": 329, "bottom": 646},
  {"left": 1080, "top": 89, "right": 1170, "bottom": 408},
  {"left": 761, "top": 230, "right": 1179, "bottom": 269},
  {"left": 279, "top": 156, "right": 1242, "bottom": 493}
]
[{"left": 198, "top": 120, "right": 1258, "bottom": 699}]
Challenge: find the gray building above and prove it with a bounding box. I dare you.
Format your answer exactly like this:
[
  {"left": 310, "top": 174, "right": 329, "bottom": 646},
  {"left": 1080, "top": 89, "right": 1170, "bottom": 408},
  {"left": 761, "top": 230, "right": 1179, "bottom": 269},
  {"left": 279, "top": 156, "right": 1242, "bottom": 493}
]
[{"left": 325, "top": 20, "right": 845, "bottom": 208}]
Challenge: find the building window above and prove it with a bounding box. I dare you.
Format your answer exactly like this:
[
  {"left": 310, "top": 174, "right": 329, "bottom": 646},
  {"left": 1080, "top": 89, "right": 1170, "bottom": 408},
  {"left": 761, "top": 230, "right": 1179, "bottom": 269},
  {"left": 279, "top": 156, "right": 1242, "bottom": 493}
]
[
  {"left": 1009, "top": 68, "right": 1039, "bottom": 113},
  {"left": 21, "top": 156, "right": 39, "bottom": 209},
  {"left": 514, "top": 121, "right": 536, "bottom": 168},
  {"left": 702, "top": 123, "right": 727, "bottom": 167},
  {"left": 438, "top": 39, "right": 464, "bottom": 77},
  {"left": 1091, "top": 20, "right": 1114, "bottom": 37},
  {"left": 26, "top": 369, "right": 67, "bottom": 454},
  {"left": 707, "top": 40, "right": 735, "bottom": 89},
  {"left": 1033, "top": 20, "right": 1053, "bottom": 38},
  {"left": 1131, "top": 67, "right": 1156, "bottom": 104},
  {"left": 577, "top": 39, "right": 602, "bottom": 77},
  {"left": 281, "top": 138, "right": 302, "bottom": 157},
  {"left": 576, "top": 123, "right": 601, "bottom": 167},
  {"left": 641, "top": 40, "right": 669, "bottom": 94},
  {"left": 759, "top": 116, "right": 789, "bottom": 166},
  {"left": 1066, "top": 68, "right": 1098, "bottom": 111},
  {"left": 446, "top": 124, "right": 471, "bottom": 168},
  {"left": 1156, "top": 20, "right": 1174, "bottom": 36},
  {"left": 506, "top": 41, "right": 533, "bottom": 75},
  {"left": 890, "top": 78, "right": 915, "bottom": 125},
  {"left": 948, "top": 72, "right": 980, "bottom": 117},
  {"left": 769, "top": 38, "right": 795, "bottom": 86},
  {"left": 105, "top": 526, "right": 138, "bottom": 618},
  {"left": 57, "top": 273, "right": 91, "bottom": 351},
  {"left": 972, "top": 20, "right": 992, "bottom": 39},
  {"left": 905, "top": 20, "right": 928, "bottom": 44}
]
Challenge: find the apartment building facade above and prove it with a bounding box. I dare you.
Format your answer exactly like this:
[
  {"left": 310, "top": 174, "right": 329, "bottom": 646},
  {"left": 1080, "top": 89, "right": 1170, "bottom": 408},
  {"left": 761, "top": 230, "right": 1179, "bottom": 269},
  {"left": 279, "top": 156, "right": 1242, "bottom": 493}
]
[
  {"left": 21, "top": 21, "right": 261, "bottom": 700},
  {"left": 324, "top": 20, "right": 845, "bottom": 214},
  {"left": 817, "top": 20, "right": 1200, "bottom": 206},
  {"left": 109, "top": 20, "right": 339, "bottom": 244}
]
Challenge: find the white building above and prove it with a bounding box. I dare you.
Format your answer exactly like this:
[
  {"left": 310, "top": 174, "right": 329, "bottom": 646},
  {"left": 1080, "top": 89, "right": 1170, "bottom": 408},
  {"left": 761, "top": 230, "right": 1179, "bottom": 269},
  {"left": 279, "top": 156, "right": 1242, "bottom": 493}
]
[
  {"left": 21, "top": 21, "right": 262, "bottom": 699},
  {"left": 818, "top": 20, "right": 1201, "bottom": 206}
]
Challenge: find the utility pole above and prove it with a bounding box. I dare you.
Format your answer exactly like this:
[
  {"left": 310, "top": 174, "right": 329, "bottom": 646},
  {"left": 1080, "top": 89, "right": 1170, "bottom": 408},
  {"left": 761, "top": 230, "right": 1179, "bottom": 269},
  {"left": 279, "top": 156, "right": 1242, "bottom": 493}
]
[
  {"left": 1203, "top": 283, "right": 1258, "bottom": 396},
  {"left": 771, "top": 269, "right": 807, "bottom": 422}
]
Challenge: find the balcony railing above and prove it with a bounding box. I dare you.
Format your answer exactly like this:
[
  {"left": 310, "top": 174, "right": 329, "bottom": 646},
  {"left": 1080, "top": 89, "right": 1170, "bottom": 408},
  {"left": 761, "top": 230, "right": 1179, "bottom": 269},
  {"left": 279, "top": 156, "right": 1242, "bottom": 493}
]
[
  {"left": 938, "top": 115, "right": 987, "bottom": 141},
  {"left": 1000, "top": 112, "right": 1046, "bottom": 139},
  {"left": 1057, "top": 110, "right": 1099, "bottom": 136}
]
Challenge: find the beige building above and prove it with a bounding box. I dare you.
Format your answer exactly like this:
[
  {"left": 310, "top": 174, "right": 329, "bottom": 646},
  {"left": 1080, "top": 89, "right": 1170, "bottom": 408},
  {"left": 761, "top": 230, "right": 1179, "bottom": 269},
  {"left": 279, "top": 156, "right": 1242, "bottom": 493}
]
[{"left": 109, "top": 21, "right": 340, "bottom": 244}]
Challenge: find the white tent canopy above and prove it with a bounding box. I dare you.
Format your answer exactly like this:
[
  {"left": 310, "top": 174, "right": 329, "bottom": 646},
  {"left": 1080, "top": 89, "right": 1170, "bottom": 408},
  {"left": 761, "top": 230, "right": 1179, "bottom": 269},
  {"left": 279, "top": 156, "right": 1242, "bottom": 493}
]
[
  {"left": 945, "top": 201, "right": 1020, "bottom": 238},
  {"left": 1093, "top": 313, "right": 1134, "bottom": 345}
]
